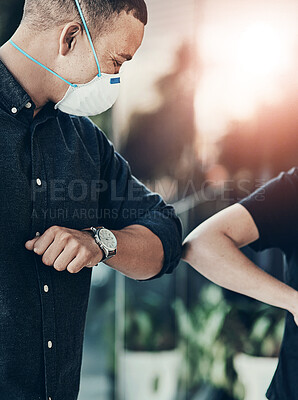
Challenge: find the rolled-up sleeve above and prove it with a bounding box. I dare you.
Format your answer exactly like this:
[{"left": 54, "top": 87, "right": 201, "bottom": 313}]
[{"left": 94, "top": 124, "right": 183, "bottom": 280}]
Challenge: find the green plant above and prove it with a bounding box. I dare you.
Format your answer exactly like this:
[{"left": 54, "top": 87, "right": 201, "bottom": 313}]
[
  {"left": 174, "top": 284, "right": 285, "bottom": 399},
  {"left": 234, "top": 302, "right": 285, "bottom": 358},
  {"left": 124, "top": 291, "right": 177, "bottom": 352},
  {"left": 175, "top": 285, "right": 242, "bottom": 399}
]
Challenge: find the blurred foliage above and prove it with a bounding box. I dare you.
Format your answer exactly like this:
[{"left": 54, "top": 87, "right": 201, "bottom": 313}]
[
  {"left": 175, "top": 286, "right": 242, "bottom": 399},
  {"left": 90, "top": 109, "right": 113, "bottom": 140},
  {"left": 175, "top": 284, "right": 285, "bottom": 399},
  {"left": 121, "top": 43, "right": 201, "bottom": 185},
  {"left": 124, "top": 290, "right": 177, "bottom": 352}
]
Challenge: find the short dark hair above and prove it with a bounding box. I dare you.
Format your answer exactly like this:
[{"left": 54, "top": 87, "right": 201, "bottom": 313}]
[{"left": 22, "top": 0, "right": 148, "bottom": 33}]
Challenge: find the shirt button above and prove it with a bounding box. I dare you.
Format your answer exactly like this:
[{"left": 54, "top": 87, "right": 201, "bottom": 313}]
[
  {"left": 36, "top": 178, "right": 42, "bottom": 186},
  {"left": 11, "top": 107, "right": 18, "bottom": 114},
  {"left": 48, "top": 340, "right": 53, "bottom": 349},
  {"left": 44, "top": 285, "right": 49, "bottom": 293},
  {"left": 25, "top": 102, "right": 32, "bottom": 109}
]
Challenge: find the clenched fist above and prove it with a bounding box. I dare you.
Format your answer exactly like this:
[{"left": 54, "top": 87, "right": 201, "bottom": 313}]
[{"left": 25, "top": 225, "right": 104, "bottom": 274}]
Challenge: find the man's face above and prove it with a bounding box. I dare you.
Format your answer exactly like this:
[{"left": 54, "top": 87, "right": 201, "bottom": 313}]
[
  {"left": 54, "top": 10, "right": 144, "bottom": 88},
  {"left": 94, "top": 11, "right": 145, "bottom": 75}
]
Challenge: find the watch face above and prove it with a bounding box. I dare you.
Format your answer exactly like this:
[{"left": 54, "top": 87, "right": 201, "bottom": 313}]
[{"left": 98, "top": 228, "right": 117, "bottom": 250}]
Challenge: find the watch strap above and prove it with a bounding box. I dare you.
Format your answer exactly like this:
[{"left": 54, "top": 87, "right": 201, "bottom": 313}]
[{"left": 82, "top": 226, "right": 116, "bottom": 262}]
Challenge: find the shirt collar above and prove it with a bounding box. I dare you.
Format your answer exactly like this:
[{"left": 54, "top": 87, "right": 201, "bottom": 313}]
[
  {"left": 0, "top": 58, "right": 34, "bottom": 115},
  {"left": 0, "top": 57, "right": 58, "bottom": 120}
]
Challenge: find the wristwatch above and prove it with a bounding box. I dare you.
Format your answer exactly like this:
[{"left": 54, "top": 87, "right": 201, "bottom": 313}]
[{"left": 84, "top": 226, "right": 117, "bottom": 262}]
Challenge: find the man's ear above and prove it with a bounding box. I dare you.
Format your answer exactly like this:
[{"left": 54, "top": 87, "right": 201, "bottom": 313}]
[{"left": 59, "top": 22, "right": 82, "bottom": 56}]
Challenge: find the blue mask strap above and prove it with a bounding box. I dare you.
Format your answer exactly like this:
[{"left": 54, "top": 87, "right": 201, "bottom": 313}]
[
  {"left": 9, "top": 39, "right": 78, "bottom": 88},
  {"left": 74, "top": 0, "right": 101, "bottom": 77}
]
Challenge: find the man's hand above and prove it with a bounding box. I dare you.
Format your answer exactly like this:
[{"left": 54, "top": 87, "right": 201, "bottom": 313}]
[
  {"left": 26, "top": 224, "right": 164, "bottom": 280},
  {"left": 25, "top": 226, "right": 104, "bottom": 274}
]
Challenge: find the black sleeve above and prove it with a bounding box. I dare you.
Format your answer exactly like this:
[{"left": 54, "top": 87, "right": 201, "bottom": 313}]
[
  {"left": 239, "top": 167, "right": 298, "bottom": 253},
  {"left": 94, "top": 125, "right": 183, "bottom": 281}
]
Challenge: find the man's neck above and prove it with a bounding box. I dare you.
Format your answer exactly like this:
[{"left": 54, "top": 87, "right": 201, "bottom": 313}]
[{"left": 0, "top": 27, "right": 56, "bottom": 116}]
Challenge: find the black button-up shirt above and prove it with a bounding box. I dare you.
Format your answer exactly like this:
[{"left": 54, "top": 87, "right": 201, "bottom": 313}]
[{"left": 0, "top": 58, "right": 182, "bottom": 400}]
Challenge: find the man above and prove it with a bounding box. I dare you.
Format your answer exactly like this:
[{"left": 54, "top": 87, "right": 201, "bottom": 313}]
[
  {"left": 0, "top": 1, "right": 182, "bottom": 399},
  {"left": 183, "top": 167, "right": 298, "bottom": 399}
]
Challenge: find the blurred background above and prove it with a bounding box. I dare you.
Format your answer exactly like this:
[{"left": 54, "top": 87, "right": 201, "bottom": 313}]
[{"left": 1, "top": 0, "right": 298, "bottom": 399}]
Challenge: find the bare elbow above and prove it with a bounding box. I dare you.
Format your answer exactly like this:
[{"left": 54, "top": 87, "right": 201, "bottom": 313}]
[
  {"left": 182, "top": 229, "right": 206, "bottom": 267},
  {"left": 182, "top": 223, "right": 225, "bottom": 268},
  {"left": 182, "top": 240, "right": 194, "bottom": 264}
]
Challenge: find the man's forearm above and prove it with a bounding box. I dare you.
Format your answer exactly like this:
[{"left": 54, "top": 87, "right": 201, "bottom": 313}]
[
  {"left": 183, "top": 230, "right": 298, "bottom": 317},
  {"left": 101, "top": 224, "right": 164, "bottom": 280}
]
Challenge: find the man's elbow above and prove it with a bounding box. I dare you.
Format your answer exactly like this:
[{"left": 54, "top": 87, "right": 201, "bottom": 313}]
[
  {"left": 129, "top": 241, "right": 165, "bottom": 281},
  {"left": 145, "top": 248, "right": 165, "bottom": 280}
]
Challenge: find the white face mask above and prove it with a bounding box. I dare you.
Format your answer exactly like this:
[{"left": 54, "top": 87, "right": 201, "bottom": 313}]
[
  {"left": 9, "top": 0, "right": 121, "bottom": 117},
  {"left": 54, "top": 72, "right": 121, "bottom": 117}
]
